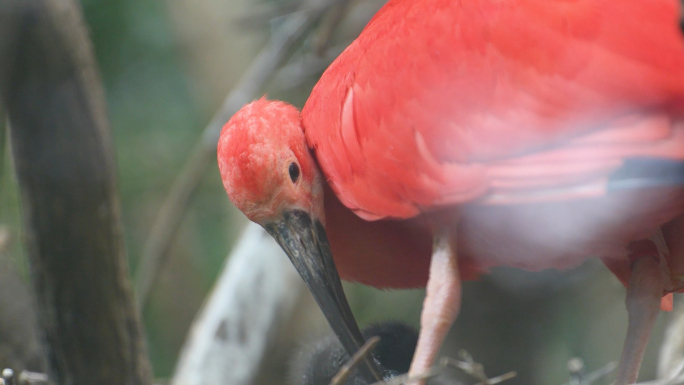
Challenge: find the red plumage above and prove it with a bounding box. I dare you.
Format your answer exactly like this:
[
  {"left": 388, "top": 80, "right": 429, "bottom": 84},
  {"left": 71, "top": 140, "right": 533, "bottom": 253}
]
[
  {"left": 218, "top": 0, "right": 684, "bottom": 382},
  {"left": 300, "top": 0, "right": 684, "bottom": 290}
]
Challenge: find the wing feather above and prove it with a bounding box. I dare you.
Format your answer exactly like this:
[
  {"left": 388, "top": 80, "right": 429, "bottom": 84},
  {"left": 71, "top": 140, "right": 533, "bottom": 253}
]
[{"left": 303, "top": 0, "right": 684, "bottom": 219}]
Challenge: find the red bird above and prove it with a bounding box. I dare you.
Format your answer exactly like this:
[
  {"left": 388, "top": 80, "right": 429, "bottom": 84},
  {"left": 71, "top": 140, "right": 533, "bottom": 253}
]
[{"left": 218, "top": 0, "right": 684, "bottom": 383}]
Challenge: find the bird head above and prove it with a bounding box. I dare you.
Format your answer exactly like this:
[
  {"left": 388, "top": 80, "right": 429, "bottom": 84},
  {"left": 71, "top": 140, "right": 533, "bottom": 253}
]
[
  {"left": 217, "top": 98, "right": 383, "bottom": 382},
  {"left": 217, "top": 98, "right": 324, "bottom": 225}
]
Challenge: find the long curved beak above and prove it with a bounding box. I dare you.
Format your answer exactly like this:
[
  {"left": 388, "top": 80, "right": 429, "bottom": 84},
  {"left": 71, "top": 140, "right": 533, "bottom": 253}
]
[{"left": 264, "top": 210, "right": 383, "bottom": 382}]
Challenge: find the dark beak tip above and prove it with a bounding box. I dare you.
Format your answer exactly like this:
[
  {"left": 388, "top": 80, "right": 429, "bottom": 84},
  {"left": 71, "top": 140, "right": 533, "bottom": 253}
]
[{"left": 264, "top": 210, "right": 383, "bottom": 382}]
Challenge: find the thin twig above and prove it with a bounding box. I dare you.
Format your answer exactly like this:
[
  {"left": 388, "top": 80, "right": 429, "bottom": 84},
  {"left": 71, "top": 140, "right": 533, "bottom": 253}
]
[
  {"left": 582, "top": 362, "right": 616, "bottom": 385},
  {"left": 330, "top": 336, "right": 380, "bottom": 385},
  {"left": 442, "top": 353, "right": 517, "bottom": 385},
  {"left": 559, "top": 361, "right": 616, "bottom": 385},
  {"left": 445, "top": 350, "right": 491, "bottom": 382},
  {"left": 368, "top": 352, "right": 517, "bottom": 385},
  {"left": 134, "top": 1, "right": 336, "bottom": 310},
  {"left": 474, "top": 371, "right": 518, "bottom": 385}
]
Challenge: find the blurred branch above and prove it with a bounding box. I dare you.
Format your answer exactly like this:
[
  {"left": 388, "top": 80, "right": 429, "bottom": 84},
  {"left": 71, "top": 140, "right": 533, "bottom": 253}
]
[
  {"left": 17, "top": 370, "right": 49, "bottom": 385},
  {"left": 0, "top": 0, "right": 152, "bottom": 384},
  {"left": 2, "top": 368, "right": 49, "bottom": 385},
  {"left": 134, "top": 0, "right": 341, "bottom": 310},
  {"left": 270, "top": 43, "right": 345, "bottom": 92},
  {"left": 170, "top": 223, "right": 306, "bottom": 385},
  {"left": 233, "top": 0, "right": 302, "bottom": 28},
  {"left": 311, "top": 0, "right": 351, "bottom": 54}
]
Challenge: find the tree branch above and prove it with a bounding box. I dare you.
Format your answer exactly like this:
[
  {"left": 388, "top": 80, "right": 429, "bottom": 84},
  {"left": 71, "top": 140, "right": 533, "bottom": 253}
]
[
  {"left": 170, "top": 223, "right": 305, "bottom": 385},
  {"left": 0, "top": 0, "right": 152, "bottom": 383}
]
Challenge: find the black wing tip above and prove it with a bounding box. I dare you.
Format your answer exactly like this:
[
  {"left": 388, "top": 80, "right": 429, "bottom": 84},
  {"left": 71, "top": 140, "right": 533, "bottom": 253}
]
[{"left": 607, "top": 158, "right": 684, "bottom": 191}]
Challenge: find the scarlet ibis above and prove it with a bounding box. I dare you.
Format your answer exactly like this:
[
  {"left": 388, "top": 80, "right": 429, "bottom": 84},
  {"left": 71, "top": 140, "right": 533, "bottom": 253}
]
[
  {"left": 292, "top": 322, "right": 418, "bottom": 385},
  {"left": 218, "top": 0, "right": 684, "bottom": 383}
]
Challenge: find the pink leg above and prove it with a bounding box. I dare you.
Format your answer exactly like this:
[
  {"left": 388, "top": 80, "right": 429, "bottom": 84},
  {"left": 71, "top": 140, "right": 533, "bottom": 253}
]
[
  {"left": 408, "top": 228, "right": 461, "bottom": 384},
  {"left": 615, "top": 255, "right": 663, "bottom": 385}
]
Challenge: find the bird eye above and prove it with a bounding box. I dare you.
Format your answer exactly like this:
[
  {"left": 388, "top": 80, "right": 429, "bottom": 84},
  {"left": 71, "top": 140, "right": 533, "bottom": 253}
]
[{"left": 289, "top": 162, "right": 300, "bottom": 183}]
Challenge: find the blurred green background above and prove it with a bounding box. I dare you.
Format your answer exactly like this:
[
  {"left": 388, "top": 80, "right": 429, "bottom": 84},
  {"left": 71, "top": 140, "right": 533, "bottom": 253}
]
[{"left": 0, "top": 0, "right": 678, "bottom": 384}]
